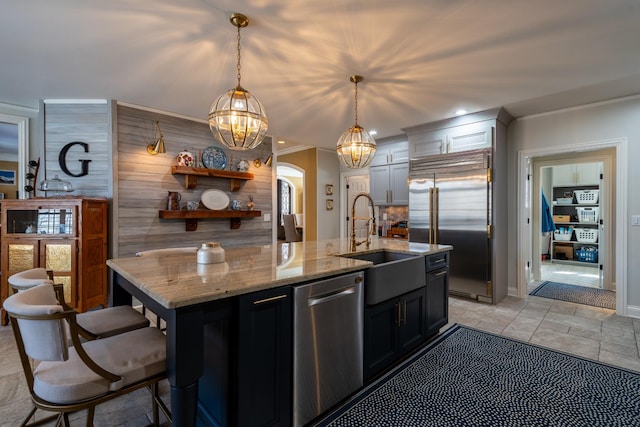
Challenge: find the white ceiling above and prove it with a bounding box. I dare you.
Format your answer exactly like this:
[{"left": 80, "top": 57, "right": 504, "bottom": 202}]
[{"left": 2, "top": 0, "right": 640, "bottom": 152}]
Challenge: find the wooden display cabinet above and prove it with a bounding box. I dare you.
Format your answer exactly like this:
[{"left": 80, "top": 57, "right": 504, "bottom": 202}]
[{"left": 1, "top": 197, "right": 108, "bottom": 325}]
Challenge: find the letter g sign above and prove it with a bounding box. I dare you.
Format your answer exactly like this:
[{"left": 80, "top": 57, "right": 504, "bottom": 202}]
[{"left": 58, "top": 141, "right": 92, "bottom": 177}]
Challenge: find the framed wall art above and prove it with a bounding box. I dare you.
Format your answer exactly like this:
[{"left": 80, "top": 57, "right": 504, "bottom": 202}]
[
  {"left": 325, "top": 184, "right": 333, "bottom": 196},
  {"left": 326, "top": 199, "right": 334, "bottom": 210},
  {"left": 0, "top": 169, "right": 16, "bottom": 185}
]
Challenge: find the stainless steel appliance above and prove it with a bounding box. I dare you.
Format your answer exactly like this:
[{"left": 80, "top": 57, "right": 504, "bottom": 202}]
[
  {"left": 409, "top": 149, "right": 493, "bottom": 302},
  {"left": 293, "top": 271, "right": 364, "bottom": 426}
]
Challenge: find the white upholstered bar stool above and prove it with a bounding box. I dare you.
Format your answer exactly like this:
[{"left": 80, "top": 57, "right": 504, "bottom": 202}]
[
  {"left": 8, "top": 268, "right": 150, "bottom": 340},
  {"left": 3, "top": 282, "right": 170, "bottom": 426}
]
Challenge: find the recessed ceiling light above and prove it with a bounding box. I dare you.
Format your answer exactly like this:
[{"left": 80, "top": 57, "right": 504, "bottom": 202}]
[
  {"left": 455, "top": 109, "right": 468, "bottom": 116},
  {"left": 277, "top": 140, "right": 286, "bottom": 144},
  {"left": 369, "top": 130, "right": 378, "bottom": 136}
]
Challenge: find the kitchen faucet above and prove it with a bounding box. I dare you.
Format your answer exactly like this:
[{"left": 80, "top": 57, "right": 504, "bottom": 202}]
[{"left": 350, "top": 192, "right": 377, "bottom": 252}]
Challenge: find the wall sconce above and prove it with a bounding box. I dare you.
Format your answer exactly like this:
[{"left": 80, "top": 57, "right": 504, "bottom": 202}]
[
  {"left": 253, "top": 153, "right": 273, "bottom": 168},
  {"left": 147, "top": 121, "right": 166, "bottom": 155}
]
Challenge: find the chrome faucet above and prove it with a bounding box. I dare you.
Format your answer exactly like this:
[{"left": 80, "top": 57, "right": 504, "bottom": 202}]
[{"left": 350, "top": 192, "right": 377, "bottom": 252}]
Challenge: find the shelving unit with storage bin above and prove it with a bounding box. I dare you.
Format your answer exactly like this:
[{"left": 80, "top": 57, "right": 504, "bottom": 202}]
[{"left": 550, "top": 185, "right": 600, "bottom": 267}]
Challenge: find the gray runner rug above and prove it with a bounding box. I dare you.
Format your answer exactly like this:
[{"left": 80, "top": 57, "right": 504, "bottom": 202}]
[
  {"left": 314, "top": 325, "right": 640, "bottom": 426},
  {"left": 530, "top": 281, "right": 615, "bottom": 309}
]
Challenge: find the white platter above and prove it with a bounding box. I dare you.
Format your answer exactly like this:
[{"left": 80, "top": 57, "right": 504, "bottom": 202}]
[{"left": 201, "top": 189, "right": 230, "bottom": 210}]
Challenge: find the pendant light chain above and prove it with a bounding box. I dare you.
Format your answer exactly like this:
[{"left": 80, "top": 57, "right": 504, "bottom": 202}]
[
  {"left": 354, "top": 79, "right": 359, "bottom": 126},
  {"left": 236, "top": 24, "right": 242, "bottom": 87}
]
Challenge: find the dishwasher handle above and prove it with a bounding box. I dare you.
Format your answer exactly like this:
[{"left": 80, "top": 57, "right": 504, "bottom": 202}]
[{"left": 308, "top": 287, "right": 356, "bottom": 307}]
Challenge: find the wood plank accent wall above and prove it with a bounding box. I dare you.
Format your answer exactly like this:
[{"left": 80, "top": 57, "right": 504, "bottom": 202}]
[
  {"left": 44, "top": 101, "right": 111, "bottom": 198},
  {"left": 114, "top": 104, "right": 273, "bottom": 257}
]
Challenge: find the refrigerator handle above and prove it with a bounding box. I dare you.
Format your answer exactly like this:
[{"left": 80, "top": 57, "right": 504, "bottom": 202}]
[
  {"left": 428, "top": 188, "right": 434, "bottom": 244},
  {"left": 434, "top": 187, "right": 439, "bottom": 244}
]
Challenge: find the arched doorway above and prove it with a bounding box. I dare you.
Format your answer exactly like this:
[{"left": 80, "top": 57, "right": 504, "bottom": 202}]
[{"left": 277, "top": 164, "right": 305, "bottom": 242}]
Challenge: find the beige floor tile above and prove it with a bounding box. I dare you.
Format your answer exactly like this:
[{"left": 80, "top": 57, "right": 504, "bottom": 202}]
[
  {"left": 530, "top": 328, "right": 601, "bottom": 360},
  {"left": 599, "top": 349, "right": 640, "bottom": 372}
]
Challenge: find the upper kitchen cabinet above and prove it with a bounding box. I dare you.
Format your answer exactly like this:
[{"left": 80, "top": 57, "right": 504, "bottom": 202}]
[
  {"left": 552, "top": 163, "right": 601, "bottom": 186},
  {"left": 404, "top": 108, "right": 513, "bottom": 159},
  {"left": 369, "top": 138, "right": 409, "bottom": 166},
  {"left": 369, "top": 137, "right": 409, "bottom": 206}
]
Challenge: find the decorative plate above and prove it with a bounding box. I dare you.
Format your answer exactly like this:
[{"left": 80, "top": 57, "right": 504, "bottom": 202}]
[
  {"left": 202, "top": 146, "right": 227, "bottom": 170},
  {"left": 201, "top": 189, "right": 230, "bottom": 210}
]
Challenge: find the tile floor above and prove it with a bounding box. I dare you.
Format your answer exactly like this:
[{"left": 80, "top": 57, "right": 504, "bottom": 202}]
[
  {"left": 540, "top": 261, "right": 601, "bottom": 289},
  {"left": 1, "top": 282, "right": 638, "bottom": 426}
]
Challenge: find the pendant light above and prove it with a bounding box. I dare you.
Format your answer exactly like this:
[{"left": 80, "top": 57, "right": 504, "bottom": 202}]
[
  {"left": 336, "top": 75, "right": 376, "bottom": 168},
  {"left": 209, "top": 13, "right": 268, "bottom": 151}
]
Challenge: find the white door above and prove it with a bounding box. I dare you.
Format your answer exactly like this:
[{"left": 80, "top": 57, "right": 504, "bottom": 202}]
[{"left": 345, "top": 175, "right": 371, "bottom": 240}]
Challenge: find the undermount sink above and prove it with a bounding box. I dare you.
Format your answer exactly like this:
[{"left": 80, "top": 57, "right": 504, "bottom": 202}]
[{"left": 338, "top": 250, "right": 426, "bottom": 305}]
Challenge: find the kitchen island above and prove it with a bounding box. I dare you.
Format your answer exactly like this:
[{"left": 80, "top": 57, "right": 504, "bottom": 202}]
[{"left": 108, "top": 238, "right": 451, "bottom": 426}]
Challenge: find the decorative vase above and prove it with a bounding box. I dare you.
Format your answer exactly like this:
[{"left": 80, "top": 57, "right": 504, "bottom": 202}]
[
  {"left": 197, "top": 242, "right": 225, "bottom": 264},
  {"left": 177, "top": 149, "right": 195, "bottom": 167}
]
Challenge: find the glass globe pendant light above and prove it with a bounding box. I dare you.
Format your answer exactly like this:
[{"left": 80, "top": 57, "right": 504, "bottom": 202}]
[
  {"left": 336, "top": 75, "right": 376, "bottom": 168},
  {"left": 209, "top": 13, "right": 268, "bottom": 150}
]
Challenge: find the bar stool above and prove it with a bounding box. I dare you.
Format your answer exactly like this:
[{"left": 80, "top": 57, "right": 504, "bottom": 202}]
[
  {"left": 3, "top": 282, "right": 170, "bottom": 426},
  {"left": 8, "top": 268, "right": 150, "bottom": 340}
]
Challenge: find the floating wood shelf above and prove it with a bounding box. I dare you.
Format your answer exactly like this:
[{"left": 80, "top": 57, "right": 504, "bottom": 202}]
[
  {"left": 171, "top": 166, "right": 254, "bottom": 191},
  {"left": 159, "top": 209, "right": 261, "bottom": 231}
]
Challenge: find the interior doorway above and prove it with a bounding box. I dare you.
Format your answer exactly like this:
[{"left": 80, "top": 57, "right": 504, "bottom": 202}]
[
  {"left": 517, "top": 140, "right": 627, "bottom": 314},
  {"left": 534, "top": 160, "right": 606, "bottom": 291},
  {"left": 340, "top": 173, "right": 370, "bottom": 240},
  {"left": 276, "top": 164, "right": 305, "bottom": 242}
]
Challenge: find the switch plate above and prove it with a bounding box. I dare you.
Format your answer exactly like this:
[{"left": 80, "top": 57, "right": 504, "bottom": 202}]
[
  {"left": 632, "top": 215, "right": 640, "bottom": 226},
  {"left": 264, "top": 213, "right": 271, "bottom": 222}
]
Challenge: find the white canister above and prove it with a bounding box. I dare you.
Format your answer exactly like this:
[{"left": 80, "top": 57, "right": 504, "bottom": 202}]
[{"left": 197, "top": 242, "right": 225, "bottom": 264}]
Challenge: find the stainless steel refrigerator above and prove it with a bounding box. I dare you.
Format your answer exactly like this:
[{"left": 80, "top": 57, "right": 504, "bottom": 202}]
[{"left": 409, "top": 149, "right": 494, "bottom": 302}]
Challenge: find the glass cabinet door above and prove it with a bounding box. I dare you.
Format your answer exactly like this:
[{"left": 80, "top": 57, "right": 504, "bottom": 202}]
[{"left": 5, "top": 208, "right": 75, "bottom": 235}]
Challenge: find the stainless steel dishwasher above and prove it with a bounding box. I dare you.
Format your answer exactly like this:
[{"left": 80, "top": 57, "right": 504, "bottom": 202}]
[{"left": 293, "top": 271, "right": 364, "bottom": 426}]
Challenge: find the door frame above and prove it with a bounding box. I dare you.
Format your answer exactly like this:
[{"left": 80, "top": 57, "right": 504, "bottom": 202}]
[
  {"left": 531, "top": 156, "right": 610, "bottom": 289},
  {"left": 517, "top": 138, "right": 628, "bottom": 315},
  {"left": 339, "top": 170, "right": 370, "bottom": 239}
]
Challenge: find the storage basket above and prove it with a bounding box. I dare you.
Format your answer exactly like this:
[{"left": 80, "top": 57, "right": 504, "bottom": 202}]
[
  {"left": 574, "top": 189, "right": 599, "bottom": 204},
  {"left": 553, "top": 229, "right": 573, "bottom": 241},
  {"left": 556, "top": 197, "right": 573, "bottom": 205},
  {"left": 552, "top": 215, "right": 571, "bottom": 222},
  {"left": 577, "top": 207, "right": 599, "bottom": 223},
  {"left": 575, "top": 247, "right": 598, "bottom": 263},
  {"left": 574, "top": 228, "right": 598, "bottom": 243}
]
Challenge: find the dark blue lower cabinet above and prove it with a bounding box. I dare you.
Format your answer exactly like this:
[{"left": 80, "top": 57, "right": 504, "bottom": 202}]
[
  {"left": 196, "top": 286, "right": 292, "bottom": 427},
  {"left": 426, "top": 267, "right": 449, "bottom": 338},
  {"left": 425, "top": 252, "right": 449, "bottom": 339},
  {"left": 364, "top": 287, "right": 426, "bottom": 381},
  {"left": 236, "top": 287, "right": 292, "bottom": 427}
]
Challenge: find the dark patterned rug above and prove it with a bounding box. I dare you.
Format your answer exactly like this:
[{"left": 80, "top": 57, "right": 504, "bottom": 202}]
[
  {"left": 314, "top": 325, "right": 640, "bottom": 427},
  {"left": 530, "top": 281, "right": 615, "bottom": 309}
]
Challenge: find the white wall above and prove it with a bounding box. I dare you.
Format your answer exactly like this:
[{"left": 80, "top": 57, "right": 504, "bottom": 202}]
[
  {"left": 507, "top": 95, "right": 640, "bottom": 310},
  {"left": 316, "top": 148, "right": 341, "bottom": 240}
]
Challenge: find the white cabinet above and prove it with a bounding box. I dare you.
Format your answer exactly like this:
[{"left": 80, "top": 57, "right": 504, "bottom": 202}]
[
  {"left": 370, "top": 163, "right": 409, "bottom": 206},
  {"left": 370, "top": 139, "right": 409, "bottom": 206},
  {"left": 408, "top": 122, "right": 493, "bottom": 158},
  {"left": 409, "top": 129, "right": 447, "bottom": 158},
  {"left": 370, "top": 140, "right": 409, "bottom": 166},
  {"left": 552, "top": 163, "right": 601, "bottom": 186}
]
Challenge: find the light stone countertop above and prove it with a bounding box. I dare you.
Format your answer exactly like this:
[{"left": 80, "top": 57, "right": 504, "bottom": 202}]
[{"left": 107, "top": 238, "right": 452, "bottom": 309}]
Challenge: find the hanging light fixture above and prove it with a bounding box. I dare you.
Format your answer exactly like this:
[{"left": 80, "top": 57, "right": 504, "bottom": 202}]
[
  {"left": 336, "top": 75, "right": 376, "bottom": 168},
  {"left": 147, "top": 121, "right": 166, "bottom": 155},
  {"left": 209, "top": 13, "right": 268, "bottom": 151}
]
